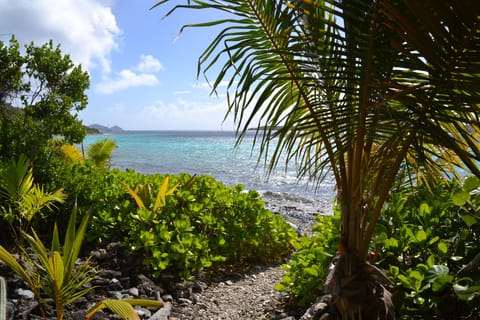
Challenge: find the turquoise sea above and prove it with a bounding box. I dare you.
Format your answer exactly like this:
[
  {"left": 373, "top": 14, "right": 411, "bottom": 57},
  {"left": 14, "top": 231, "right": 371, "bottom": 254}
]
[{"left": 83, "top": 131, "right": 335, "bottom": 217}]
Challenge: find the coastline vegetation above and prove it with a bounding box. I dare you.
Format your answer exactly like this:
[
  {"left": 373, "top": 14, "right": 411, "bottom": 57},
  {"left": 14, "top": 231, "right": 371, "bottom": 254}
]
[{"left": 0, "top": 1, "right": 480, "bottom": 319}]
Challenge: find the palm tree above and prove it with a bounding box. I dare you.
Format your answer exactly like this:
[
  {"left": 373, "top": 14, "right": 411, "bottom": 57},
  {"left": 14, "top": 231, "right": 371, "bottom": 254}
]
[
  {"left": 153, "top": 0, "right": 480, "bottom": 317},
  {"left": 61, "top": 138, "right": 117, "bottom": 168}
]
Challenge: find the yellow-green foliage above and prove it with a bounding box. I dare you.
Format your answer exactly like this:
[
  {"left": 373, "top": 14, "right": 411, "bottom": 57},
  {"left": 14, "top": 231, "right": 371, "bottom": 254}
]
[
  {"left": 0, "top": 155, "right": 65, "bottom": 233},
  {"left": 0, "top": 204, "right": 94, "bottom": 320},
  {"left": 86, "top": 298, "right": 163, "bottom": 320}
]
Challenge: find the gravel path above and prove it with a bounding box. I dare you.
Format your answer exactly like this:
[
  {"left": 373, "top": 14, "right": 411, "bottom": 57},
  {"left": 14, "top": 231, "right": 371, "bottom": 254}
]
[
  {"left": 168, "top": 211, "right": 322, "bottom": 320},
  {"left": 170, "top": 264, "right": 291, "bottom": 320}
]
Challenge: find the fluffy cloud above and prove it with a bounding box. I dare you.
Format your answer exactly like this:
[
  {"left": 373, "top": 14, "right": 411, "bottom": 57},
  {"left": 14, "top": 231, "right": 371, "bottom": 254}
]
[
  {"left": 0, "top": 0, "right": 121, "bottom": 73},
  {"left": 137, "top": 98, "right": 234, "bottom": 130},
  {"left": 137, "top": 54, "right": 163, "bottom": 73},
  {"left": 95, "top": 70, "right": 159, "bottom": 94},
  {"left": 94, "top": 55, "right": 162, "bottom": 94}
]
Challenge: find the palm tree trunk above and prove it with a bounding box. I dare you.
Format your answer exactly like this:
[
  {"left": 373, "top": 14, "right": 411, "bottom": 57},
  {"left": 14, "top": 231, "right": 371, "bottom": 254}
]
[{"left": 328, "top": 196, "right": 395, "bottom": 319}]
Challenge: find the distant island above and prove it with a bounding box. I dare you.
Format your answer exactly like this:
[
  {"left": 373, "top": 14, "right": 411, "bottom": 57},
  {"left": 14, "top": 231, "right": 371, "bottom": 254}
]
[{"left": 87, "top": 124, "right": 125, "bottom": 134}]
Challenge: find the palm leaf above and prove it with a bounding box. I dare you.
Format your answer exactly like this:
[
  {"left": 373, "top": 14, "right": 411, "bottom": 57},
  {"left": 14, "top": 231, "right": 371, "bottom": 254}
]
[
  {"left": 153, "top": 176, "right": 177, "bottom": 212},
  {"left": 119, "top": 180, "right": 146, "bottom": 209},
  {"left": 60, "top": 144, "right": 85, "bottom": 164},
  {"left": 86, "top": 138, "right": 116, "bottom": 167},
  {"left": 48, "top": 251, "right": 64, "bottom": 289},
  {"left": 62, "top": 204, "right": 91, "bottom": 285},
  {"left": 86, "top": 299, "right": 163, "bottom": 320},
  {"left": 0, "top": 155, "right": 32, "bottom": 200},
  {"left": 0, "top": 245, "right": 31, "bottom": 284},
  {"left": 0, "top": 276, "right": 6, "bottom": 320}
]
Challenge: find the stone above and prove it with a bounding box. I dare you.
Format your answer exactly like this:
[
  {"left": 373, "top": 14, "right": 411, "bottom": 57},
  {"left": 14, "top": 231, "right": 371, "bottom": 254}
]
[
  {"left": 128, "top": 287, "right": 140, "bottom": 297},
  {"left": 300, "top": 302, "right": 329, "bottom": 320},
  {"left": 149, "top": 301, "right": 172, "bottom": 320},
  {"left": 15, "top": 288, "right": 35, "bottom": 300}
]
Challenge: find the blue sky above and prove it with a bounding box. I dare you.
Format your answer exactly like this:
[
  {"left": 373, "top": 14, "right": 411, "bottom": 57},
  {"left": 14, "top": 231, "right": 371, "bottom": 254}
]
[{"left": 0, "top": 0, "right": 235, "bottom": 130}]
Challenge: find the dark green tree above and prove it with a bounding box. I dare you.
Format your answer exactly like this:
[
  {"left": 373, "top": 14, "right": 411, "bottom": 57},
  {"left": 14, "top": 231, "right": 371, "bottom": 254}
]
[{"left": 0, "top": 36, "right": 89, "bottom": 182}]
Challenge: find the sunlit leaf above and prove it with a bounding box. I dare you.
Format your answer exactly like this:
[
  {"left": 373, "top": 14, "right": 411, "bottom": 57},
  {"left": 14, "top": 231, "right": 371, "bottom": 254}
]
[
  {"left": 463, "top": 176, "right": 480, "bottom": 192},
  {"left": 452, "top": 190, "right": 470, "bottom": 206},
  {"left": 437, "top": 242, "right": 448, "bottom": 254},
  {"left": 415, "top": 230, "right": 427, "bottom": 242}
]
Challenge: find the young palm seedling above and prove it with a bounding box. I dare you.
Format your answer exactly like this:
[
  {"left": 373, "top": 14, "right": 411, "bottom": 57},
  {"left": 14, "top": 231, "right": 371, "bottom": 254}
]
[
  {"left": 0, "top": 202, "right": 165, "bottom": 319},
  {"left": 0, "top": 203, "right": 94, "bottom": 320}
]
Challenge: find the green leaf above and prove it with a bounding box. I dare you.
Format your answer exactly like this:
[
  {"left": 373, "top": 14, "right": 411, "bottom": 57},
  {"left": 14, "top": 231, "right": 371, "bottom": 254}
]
[
  {"left": 49, "top": 251, "right": 64, "bottom": 289},
  {"left": 384, "top": 237, "right": 399, "bottom": 248},
  {"left": 431, "top": 275, "right": 454, "bottom": 292},
  {"left": 153, "top": 176, "right": 178, "bottom": 212},
  {"left": 415, "top": 229, "right": 427, "bottom": 242},
  {"left": 426, "top": 255, "right": 435, "bottom": 267},
  {"left": 51, "top": 223, "right": 61, "bottom": 252},
  {"left": 0, "top": 245, "right": 30, "bottom": 284},
  {"left": 119, "top": 180, "right": 146, "bottom": 209},
  {"left": 428, "top": 236, "right": 440, "bottom": 245},
  {"left": 305, "top": 267, "right": 319, "bottom": 277},
  {"left": 425, "top": 264, "right": 449, "bottom": 284},
  {"left": 86, "top": 299, "right": 140, "bottom": 320},
  {"left": 419, "top": 202, "right": 431, "bottom": 214},
  {"left": 389, "top": 265, "right": 399, "bottom": 278},
  {"left": 0, "top": 276, "right": 7, "bottom": 320},
  {"left": 437, "top": 241, "right": 448, "bottom": 254},
  {"left": 452, "top": 190, "right": 470, "bottom": 206},
  {"left": 461, "top": 214, "right": 477, "bottom": 227},
  {"left": 414, "top": 296, "right": 425, "bottom": 305},
  {"left": 275, "top": 283, "right": 287, "bottom": 291},
  {"left": 453, "top": 278, "right": 480, "bottom": 301},
  {"left": 463, "top": 176, "right": 480, "bottom": 192}
]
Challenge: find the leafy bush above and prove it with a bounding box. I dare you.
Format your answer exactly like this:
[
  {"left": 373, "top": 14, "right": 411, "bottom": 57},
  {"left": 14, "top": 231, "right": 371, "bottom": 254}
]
[
  {"left": 276, "top": 177, "right": 480, "bottom": 318},
  {"left": 121, "top": 173, "right": 298, "bottom": 279},
  {"left": 373, "top": 177, "right": 480, "bottom": 318},
  {"left": 56, "top": 166, "right": 298, "bottom": 280},
  {"left": 276, "top": 211, "right": 340, "bottom": 307}
]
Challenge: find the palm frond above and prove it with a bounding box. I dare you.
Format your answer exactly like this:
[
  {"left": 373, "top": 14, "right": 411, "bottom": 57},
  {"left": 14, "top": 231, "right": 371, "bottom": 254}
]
[
  {"left": 86, "top": 138, "right": 117, "bottom": 167},
  {"left": 154, "top": 0, "right": 480, "bottom": 316},
  {"left": 60, "top": 144, "right": 85, "bottom": 164}
]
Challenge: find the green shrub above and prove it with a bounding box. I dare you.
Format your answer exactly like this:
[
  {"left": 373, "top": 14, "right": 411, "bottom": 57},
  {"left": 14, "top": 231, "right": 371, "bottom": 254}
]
[
  {"left": 276, "top": 177, "right": 480, "bottom": 318},
  {"left": 373, "top": 177, "right": 480, "bottom": 318},
  {"left": 122, "top": 173, "right": 298, "bottom": 279},
  {"left": 57, "top": 166, "right": 298, "bottom": 280},
  {"left": 276, "top": 211, "right": 340, "bottom": 307}
]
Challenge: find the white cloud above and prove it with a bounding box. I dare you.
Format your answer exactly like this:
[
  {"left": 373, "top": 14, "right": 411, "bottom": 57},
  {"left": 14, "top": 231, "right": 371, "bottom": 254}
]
[
  {"left": 136, "top": 98, "right": 234, "bottom": 130},
  {"left": 95, "top": 69, "right": 160, "bottom": 94},
  {"left": 0, "top": 0, "right": 121, "bottom": 74},
  {"left": 137, "top": 54, "right": 163, "bottom": 73},
  {"left": 94, "top": 54, "right": 163, "bottom": 94},
  {"left": 173, "top": 90, "right": 191, "bottom": 95}
]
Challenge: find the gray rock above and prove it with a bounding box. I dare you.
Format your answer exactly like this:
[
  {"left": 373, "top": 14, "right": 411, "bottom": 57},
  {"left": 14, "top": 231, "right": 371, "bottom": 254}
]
[
  {"left": 299, "top": 302, "right": 329, "bottom": 320},
  {"left": 15, "top": 288, "right": 34, "bottom": 300},
  {"left": 149, "top": 301, "right": 172, "bottom": 320},
  {"left": 135, "top": 307, "right": 152, "bottom": 318},
  {"left": 128, "top": 287, "right": 140, "bottom": 297},
  {"left": 108, "top": 290, "right": 123, "bottom": 300}
]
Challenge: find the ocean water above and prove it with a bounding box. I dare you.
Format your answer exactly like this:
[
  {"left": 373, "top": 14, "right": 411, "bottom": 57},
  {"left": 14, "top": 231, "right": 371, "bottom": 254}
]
[{"left": 83, "top": 131, "right": 335, "bottom": 217}]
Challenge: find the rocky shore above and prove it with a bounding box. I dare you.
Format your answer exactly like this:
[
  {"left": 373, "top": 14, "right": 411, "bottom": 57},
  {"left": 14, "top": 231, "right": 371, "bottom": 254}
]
[{"left": 2, "top": 205, "right": 334, "bottom": 320}]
